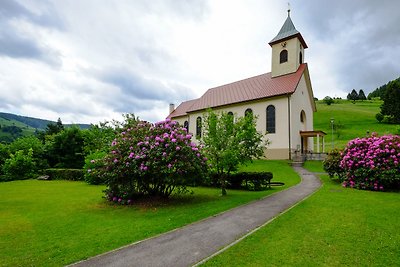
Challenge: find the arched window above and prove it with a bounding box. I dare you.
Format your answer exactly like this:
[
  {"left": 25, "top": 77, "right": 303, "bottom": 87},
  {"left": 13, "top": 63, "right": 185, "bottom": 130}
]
[
  {"left": 280, "top": 50, "right": 288, "bottom": 63},
  {"left": 300, "top": 110, "right": 306, "bottom": 123},
  {"left": 184, "top": 121, "right": 189, "bottom": 132},
  {"left": 196, "top": 117, "right": 202, "bottom": 138},
  {"left": 245, "top": 108, "right": 253, "bottom": 117},
  {"left": 299, "top": 51, "right": 303, "bottom": 64},
  {"left": 266, "top": 105, "right": 276, "bottom": 133}
]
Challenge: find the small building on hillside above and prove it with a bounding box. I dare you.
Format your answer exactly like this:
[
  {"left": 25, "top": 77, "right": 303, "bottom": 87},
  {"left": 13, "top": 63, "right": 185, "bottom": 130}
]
[{"left": 167, "top": 11, "right": 326, "bottom": 160}]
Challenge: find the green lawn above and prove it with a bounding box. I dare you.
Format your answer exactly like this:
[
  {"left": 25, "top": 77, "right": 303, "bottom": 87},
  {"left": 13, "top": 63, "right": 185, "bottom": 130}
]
[
  {"left": 0, "top": 160, "right": 299, "bottom": 266},
  {"left": 314, "top": 99, "right": 399, "bottom": 149},
  {"left": 202, "top": 162, "right": 400, "bottom": 266}
]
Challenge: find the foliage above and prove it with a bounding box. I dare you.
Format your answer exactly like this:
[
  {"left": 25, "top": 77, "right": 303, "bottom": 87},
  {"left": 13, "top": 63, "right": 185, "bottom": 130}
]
[
  {"left": 103, "top": 117, "right": 207, "bottom": 200},
  {"left": 368, "top": 76, "right": 400, "bottom": 99},
  {"left": 322, "top": 96, "right": 334, "bottom": 105},
  {"left": 322, "top": 148, "right": 345, "bottom": 180},
  {"left": 340, "top": 134, "right": 400, "bottom": 190},
  {"left": 82, "top": 122, "right": 116, "bottom": 155},
  {"left": 47, "top": 126, "right": 85, "bottom": 168},
  {"left": 83, "top": 151, "right": 107, "bottom": 185},
  {"left": 0, "top": 143, "right": 9, "bottom": 173},
  {"left": 358, "top": 89, "right": 367, "bottom": 100},
  {"left": 43, "top": 168, "right": 84, "bottom": 181},
  {"left": 375, "top": 112, "right": 384, "bottom": 123},
  {"left": 202, "top": 110, "right": 266, "bottom": 195},
  {"left": 8, "top": 136, "right": 48, "bottom": 171},
  {"left": 380, "top": 79, "right": 400, "bottom": 124},
  {"left": 1, "top": 125, "right": 22, "bottom": 137},
  {"left": 347, "top": 89, "right": 359, "bottom": 102},
  {"left": 228, "top": 172, "right": 273, "bottom": 191},
  {"left": 1, "top": 149, "right": 35, "bottom": 181}
]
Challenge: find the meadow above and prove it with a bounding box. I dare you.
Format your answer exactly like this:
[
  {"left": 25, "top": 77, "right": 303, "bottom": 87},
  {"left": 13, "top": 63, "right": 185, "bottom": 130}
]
[
  {"left": 314, "top": 99, "right": 399, "bottom": 149},
  {"left": 202, "top": 161, "right": 400, "bottom": 266},
  {"left": 0, "top": 160, "right": 299, "bottom": 266}
]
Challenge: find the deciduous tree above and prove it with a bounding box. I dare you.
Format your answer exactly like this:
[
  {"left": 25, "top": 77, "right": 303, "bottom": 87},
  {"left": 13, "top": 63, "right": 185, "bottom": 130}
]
[{"left": 202, "top": 110, "right": 266, "bottom": 195}]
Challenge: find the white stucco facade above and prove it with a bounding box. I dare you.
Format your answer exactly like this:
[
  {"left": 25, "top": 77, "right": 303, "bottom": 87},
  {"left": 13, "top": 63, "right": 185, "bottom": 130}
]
[{"left": 168, "top": 13, "right": 318, "bottom": 160}]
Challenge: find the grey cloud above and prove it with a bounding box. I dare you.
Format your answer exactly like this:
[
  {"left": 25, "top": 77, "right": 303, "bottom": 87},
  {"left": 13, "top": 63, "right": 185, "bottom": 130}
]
[
  {"left": 0, "top": 28, "right": 61, "bottom": 66},
  {"left": 99, "top": 68, "right": 196, "bottom": 103},
  {"left": 294, "top": 0, "right": 400, "bottom": 93},
  {"left": 0, "top": 0, "right": 63, "bottom": 65},
  {"left": 0, "top": 0, "right": 64, "bottom": 29}
]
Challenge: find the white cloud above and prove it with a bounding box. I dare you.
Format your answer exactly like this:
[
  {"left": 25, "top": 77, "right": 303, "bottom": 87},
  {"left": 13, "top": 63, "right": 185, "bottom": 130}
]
[{"left": 0, "top": 0, "right": 398, "bottom": 123}]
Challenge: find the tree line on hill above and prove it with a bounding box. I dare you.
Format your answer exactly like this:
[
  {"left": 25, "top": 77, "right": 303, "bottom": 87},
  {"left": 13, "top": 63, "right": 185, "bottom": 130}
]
[
  {"left": 321, "top": 76, "right": 400, "bottom": 124},
  {"left": 346, "top": 89, "right": 367, "bottom": 102},
  {"left": 368, "top": 77, "right": 400, "bottom": 99}
]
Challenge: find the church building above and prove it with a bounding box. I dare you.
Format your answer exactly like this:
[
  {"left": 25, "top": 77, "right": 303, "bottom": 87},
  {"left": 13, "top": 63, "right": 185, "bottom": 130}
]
[{"left": 167, "top": 11, "right": 326, "bottom": 160}]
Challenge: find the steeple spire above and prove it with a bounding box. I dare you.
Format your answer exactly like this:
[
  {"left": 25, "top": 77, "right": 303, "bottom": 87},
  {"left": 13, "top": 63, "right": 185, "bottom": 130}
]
[
  {"left": 268, "top": 8, "right": 308, "bottom": 48},
  {"left": 287, "top": 3, "right": 291, "bottom": 17}
]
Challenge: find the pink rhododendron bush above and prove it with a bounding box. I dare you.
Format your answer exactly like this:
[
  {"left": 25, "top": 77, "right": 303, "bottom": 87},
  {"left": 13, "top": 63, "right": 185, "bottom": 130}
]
[
  {"left": 340, "top": 134, "right": 400, "bottom": 191},
  {"left": 103, "top": 119, "right": 207, "bottom": 203}
]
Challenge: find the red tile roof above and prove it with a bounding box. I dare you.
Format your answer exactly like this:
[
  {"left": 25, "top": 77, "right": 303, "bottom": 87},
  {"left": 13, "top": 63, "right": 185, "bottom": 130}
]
[
  {"left": 168, "top": 63, "right": 307, "bottom": 118},
  {"left": 167, "top": 99, "right": 198, "bottom": 119}
]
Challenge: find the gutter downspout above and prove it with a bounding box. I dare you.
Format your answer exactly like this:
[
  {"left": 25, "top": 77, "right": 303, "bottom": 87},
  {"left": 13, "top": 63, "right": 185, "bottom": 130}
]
[{"left": 288, "top": 95, "right": 292, "bottom": 160}]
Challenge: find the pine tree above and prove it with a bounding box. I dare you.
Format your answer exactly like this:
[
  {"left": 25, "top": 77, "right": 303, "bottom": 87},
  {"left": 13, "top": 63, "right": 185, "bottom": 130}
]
[
  {"left": 348, "top": 89, "right": 359, "bottom": 103},
  {"left": 358, "top": 89, "right": 367, "bottom": 101},
  {"left": 381, "top": 80, "right": 400, "bottom": 123}
]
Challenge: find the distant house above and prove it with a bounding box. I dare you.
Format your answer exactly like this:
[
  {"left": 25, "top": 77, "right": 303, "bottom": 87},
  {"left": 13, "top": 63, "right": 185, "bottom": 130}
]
[{"left": 168, "top": 11, "right": 326, "bottom": 160}]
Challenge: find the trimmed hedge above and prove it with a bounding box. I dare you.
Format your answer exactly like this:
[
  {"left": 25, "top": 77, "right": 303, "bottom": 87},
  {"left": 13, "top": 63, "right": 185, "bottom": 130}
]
[
  {"left": 228, "top": 172, "right": 273, "bottom": 191},
  {"left": 43, "top": 169, "right": 84, "bottom": 181}
]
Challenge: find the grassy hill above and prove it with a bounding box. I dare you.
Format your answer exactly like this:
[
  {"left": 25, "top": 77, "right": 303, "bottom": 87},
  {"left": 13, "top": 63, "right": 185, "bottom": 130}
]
[
  {"left": 0, "top": 117, "right": 37, "bottom": 143},
  {"left": 0, "top": 112, "right": 91, "bottom": 143},
  {"left": 314, "top": 99, "right": 399, "bottom": 149}
]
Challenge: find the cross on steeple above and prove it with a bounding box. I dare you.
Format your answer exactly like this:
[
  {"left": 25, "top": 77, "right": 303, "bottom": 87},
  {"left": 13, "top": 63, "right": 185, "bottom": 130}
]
[{"left": 287, "top": 3, "right": 291, "bottom": 17}]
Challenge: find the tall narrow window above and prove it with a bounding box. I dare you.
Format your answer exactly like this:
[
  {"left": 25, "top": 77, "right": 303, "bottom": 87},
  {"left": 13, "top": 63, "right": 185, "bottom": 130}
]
[
  {"left": 184, "top": 121, "right": 189, "bottom": 132},
  {"left": 266, "top": 105, "right": 276, "bottom": 133},
  {"left": 196, "top": 117, "right": 202, "bottom": 138},
  {"left": 280, "top": 50, "right": 288, "bottom": 63},
  {"left": 300, "top": 110, "right": 306, "bottom": 123},
  {"left": 299, "top": 51, "right": 303, "bottom": 64}
]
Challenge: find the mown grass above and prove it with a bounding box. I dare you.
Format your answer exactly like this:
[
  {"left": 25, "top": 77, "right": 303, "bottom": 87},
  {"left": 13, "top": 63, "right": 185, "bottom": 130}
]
[
  {"left": 202, "top": 162, "right": 400, "bottom": 267},
  {"left": 0, "top": 160, "right": 299, "bottom": 266},
  {"left": 314, "top": 99, "right": 399, "bottom": 149}
]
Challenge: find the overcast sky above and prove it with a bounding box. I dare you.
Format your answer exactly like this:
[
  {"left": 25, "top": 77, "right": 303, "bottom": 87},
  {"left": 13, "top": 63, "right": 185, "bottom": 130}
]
[{"left": 0, "top": 0, "right": 399, "bottom": 124}]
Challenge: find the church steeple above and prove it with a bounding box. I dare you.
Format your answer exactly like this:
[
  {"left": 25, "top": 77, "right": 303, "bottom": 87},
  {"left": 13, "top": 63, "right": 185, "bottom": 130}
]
[{"left": 269, "top": 10, "right": 308, "bottom": 78}]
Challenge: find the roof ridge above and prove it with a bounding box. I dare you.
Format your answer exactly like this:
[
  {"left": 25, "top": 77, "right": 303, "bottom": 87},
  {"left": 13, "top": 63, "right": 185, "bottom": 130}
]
[{"left": 207, "top": 71, "right": 271, "bottom": 92}]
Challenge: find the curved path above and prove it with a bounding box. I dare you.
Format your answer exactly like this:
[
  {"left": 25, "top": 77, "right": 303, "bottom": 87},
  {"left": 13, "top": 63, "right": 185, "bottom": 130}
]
[{"left": 69, "top": 167, "right": 321, "bottom": 267}]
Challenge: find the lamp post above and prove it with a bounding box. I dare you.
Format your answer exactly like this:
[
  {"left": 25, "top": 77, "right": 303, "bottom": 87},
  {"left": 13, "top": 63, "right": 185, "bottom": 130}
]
[{"left": 330, "top": 118, "right": 334, "bottom": 150}]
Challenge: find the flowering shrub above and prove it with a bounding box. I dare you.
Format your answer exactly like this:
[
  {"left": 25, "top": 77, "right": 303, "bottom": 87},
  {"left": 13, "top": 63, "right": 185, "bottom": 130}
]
[
  {"left": 340, "top": 134, "right": 400, "bottom": 191},
  {"left": 103, "top": 118, "right": 207, "bottom": 202},
  {"left": 83, "top": 151, "right": 107, "bottom": 185},
  {"left": 323, "top": 149, "right": 345, "bottom": 180}
]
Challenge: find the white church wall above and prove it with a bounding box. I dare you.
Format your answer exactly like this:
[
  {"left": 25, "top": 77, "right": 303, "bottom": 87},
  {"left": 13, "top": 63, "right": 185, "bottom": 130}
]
[{"left": 290, "top": 74, "right": 314, "bottom": 152}]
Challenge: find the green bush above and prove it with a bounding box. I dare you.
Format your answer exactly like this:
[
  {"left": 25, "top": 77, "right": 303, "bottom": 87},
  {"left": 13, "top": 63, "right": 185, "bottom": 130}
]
[
  {"left": 228, "top": 172, "right": 273, "bottom": 191},
  {"left": 375, "top": 113, "right": 384, "bottom": 123},
  {"left": 43, "top": 169, "right": 84, "bottom": 181},
  {"left": 323, "top": 149, "right": 345, "bottom": 180},
  {"left": 83, "top": 151, "right": 107, "bottom": 185},
  {"left": 1, "top": 149, "right": 35, "bottom": 181}
]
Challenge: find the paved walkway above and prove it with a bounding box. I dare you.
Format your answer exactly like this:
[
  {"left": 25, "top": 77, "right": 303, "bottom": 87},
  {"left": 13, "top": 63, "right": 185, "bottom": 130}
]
[{"left": 69, "top": 167, "right": 321, "bottom": 267}]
